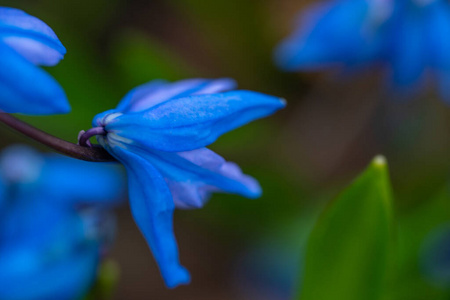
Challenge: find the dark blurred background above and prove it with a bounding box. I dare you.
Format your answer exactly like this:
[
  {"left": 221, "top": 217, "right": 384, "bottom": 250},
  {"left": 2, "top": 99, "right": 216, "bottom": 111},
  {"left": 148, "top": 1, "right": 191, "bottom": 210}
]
[{"left": 0, "top": 0, "right": 449, "bottom": 299}]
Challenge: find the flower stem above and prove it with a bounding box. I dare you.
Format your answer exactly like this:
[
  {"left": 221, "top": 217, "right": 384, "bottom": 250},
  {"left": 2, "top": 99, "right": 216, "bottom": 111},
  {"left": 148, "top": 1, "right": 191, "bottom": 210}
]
[{"left": 0, "top": 113, "right": 116, "bottom": 162}]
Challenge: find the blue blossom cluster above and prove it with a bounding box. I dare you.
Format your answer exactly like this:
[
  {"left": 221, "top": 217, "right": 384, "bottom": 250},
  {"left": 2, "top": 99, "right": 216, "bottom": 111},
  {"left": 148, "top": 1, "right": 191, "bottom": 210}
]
[
  {"left": 275, "top": 0, "right": 450, "bottom": 101},
  {"left": 0, "top": 145, "right": 123, "bottom": 299}
]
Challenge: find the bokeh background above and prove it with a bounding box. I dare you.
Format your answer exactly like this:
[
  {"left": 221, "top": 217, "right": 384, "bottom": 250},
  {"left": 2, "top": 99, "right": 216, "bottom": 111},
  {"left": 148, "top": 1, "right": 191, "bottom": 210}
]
[{"left": 0, "top": 0, "right": 449, "bottom": 299}]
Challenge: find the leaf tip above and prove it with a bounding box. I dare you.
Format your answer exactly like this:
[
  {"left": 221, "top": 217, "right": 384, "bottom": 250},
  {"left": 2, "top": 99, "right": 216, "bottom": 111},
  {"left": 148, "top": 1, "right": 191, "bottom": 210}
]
[{"left": 372, "top": 155, "right": 387, "bottom": 168}]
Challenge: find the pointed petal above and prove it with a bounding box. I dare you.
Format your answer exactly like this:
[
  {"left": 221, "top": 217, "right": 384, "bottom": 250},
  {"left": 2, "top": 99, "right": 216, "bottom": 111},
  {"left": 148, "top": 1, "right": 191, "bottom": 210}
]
[
  {"left": 106, "top": 144, "right": 190, "bottom": 287},
  {"left": 116, "top": 78, "right": 237, "bottom": 113},
  {"left": 104, "top": 90, "right": 285, "bottom": 152},
  {"left": 0, "top": 43, "right": 70, "bottom": 114},
  {"left": 0, "top": 7, "right": 66, "bottom": 66},
  {"left": 136, "top": 147, "right": 261, "bottom": 209}
]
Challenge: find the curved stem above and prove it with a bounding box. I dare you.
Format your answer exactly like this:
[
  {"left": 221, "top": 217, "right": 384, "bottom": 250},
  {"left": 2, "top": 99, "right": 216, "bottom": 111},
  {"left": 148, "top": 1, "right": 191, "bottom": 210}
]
[
  {"left": 79, "top": 127, "right": 107, "bottom": 148},
  {"left": 0, "top": 113, "right": 116, "bottom": 162}
]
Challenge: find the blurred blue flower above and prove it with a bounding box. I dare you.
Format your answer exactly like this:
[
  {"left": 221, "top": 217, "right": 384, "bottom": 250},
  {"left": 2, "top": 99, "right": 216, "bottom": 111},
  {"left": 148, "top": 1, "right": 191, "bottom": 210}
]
[
  {"left": 275, "top": 0, "right": 450, "bottom": 101},
  {"left": 0, "top": 7, "right": 69, "bottom": 115},
  {"left": 0, "top": 145, "right": 124, "bottom": 300},
  {"left": 90, "top": 78, "right": 285, "bottom": 287}
]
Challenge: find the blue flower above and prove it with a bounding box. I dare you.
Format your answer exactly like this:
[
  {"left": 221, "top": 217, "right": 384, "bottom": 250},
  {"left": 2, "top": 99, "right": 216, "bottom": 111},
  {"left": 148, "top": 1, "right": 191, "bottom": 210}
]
[
  {"left": 275, "top": 0, "right": 450, "bottom": 101},
  {"left": 0, "top": 7, "right": 69, "bottom": 115},
  {"left": 89, "top": 78, "right": 285, "bottom": 287},
  {"left": 0, "top": 145, "right": 124, "bottom": 300},
  {"left": 275, "top": 0, "right": 389, "bottom": 70}
]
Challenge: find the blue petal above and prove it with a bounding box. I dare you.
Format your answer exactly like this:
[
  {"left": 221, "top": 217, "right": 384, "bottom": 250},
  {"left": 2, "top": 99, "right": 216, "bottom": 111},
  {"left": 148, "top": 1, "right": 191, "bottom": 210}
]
[
  {"left": 274, "top": 0, "right": 379, "bottom": 70},
  {"left": 386, "top": 5, "right": 427, "bottom": 88},
  {"left": 0, "top": 144, "right": 44, "bottom": 184},
  {"left": 102, "top": 143, "right": 190, "bottom": 287},
  {"left": 101, "top": 90, "right": 285, "bottom": 152},
  {"left": 425, "top": 2, "right": 450, "bottom": 103},
  {"left": 0, "top": 43, "right": 70, "bottom": 114},
  {"left": 0, "top": 145, "right": 124, "bottom": 206},
  {"left": 115, "top": 78, "right": 237, "bottom": 113},
  {"left": 0, "top": 7, "right": 66, "bottom": 66},
  {"left": 0, "top": 195, "right": 101, "bottom": 299},
  {"left": 0, "top": 176, "right": 5, "bottom": 210},
  {"left": 0, "top": 196, "right": 84, "bottom": 250},
  {"left": 136, "top": 147, "right": 261, "bottom": 209},
  {"left": 0, "top": 244, "right": 99, "bottom": 300},
  {"left": 38, "top": 155, "right": 125, "bottom": 206}
]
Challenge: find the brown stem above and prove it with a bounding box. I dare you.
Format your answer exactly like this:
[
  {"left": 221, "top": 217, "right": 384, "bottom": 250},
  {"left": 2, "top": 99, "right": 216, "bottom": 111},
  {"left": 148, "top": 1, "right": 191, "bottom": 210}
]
[{"left": 0, "top": 113, "right": 116, "bottom": 162}]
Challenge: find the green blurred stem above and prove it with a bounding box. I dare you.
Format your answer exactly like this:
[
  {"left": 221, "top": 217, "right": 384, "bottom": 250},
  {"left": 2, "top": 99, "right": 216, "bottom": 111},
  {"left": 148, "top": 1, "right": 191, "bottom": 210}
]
[{"left": 0, "top": 113, "right": 116, "bottom": 162}]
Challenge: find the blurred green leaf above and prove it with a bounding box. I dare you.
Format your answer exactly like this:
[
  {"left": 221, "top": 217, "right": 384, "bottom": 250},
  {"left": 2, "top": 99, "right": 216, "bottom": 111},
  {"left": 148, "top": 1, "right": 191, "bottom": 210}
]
[
  {"left": 111, "top": 30, "right": 195, "bottom": 90},
  {"left": 299, "top": 156, "right": 394, "bottom": 300},
  {"left": 393, "top": 185, "right": 450, "bottom": 300},
  {"left": 84, "top": 260, "right": 120, "bottom": 300},
  {"left": 168, "top": 0, "right": 282, "bottom": 89}
]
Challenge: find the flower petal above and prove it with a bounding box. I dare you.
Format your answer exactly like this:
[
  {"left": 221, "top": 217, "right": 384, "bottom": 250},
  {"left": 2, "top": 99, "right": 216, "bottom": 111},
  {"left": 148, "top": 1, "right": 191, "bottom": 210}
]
[
  {"left": 116, "top": 78, "right": 237, "bottom": 113},
  {"left": 0, "top": 198, "right": 65, "bottom": 246},
  {"left": 103, "top": 90, "right": 285, "bottom": 152},
  {"left": 0, "top": 244, "right": 99, "bottom": 300},
  {"left": 104, "top": 143, "right": 190, "bottom": 287},
  {"left": 38, "top": 155, "right": 125, "bottom": 206},
  {"left": 0, "top": 7, "right": 66, "bottom": 66},
  {"left": 387, "top": 6, "right": 427, "bottom": 88},
  {"left": 426, "top": 2, "right": 450, "bottom": 102},
  {"left": 135, "top": 147, "right": 261, "bottom": 209},
  {"left": 0, "top": 43, "right": 69, "bottom": 114},
  {"left": 274, "top": 0, "right": 378, "bottom": 70}
]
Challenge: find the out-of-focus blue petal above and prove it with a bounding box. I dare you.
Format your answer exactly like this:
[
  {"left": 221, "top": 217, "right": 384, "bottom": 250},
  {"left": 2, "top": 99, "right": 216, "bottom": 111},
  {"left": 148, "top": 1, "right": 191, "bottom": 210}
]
[
  {"left": 0, "top": 193, "right": 104, "bottom": 299},
  {"left": 115, "top": 78, "right": 237, "bottom": 113},
  {"left": 0, "top": 177, "right": 4, "bottom": 210},
  {"left": 0, "top": 145, "right": 125, "bottom": 206},
  {"left": 0, "top": 144, "right": 116, "bottom": 299},
  {"left": 38, "top": 155, "right": 125, "bottom": 206},
  {"left": 426, "top": 2, "right": 450, "bottom": 102},
  {"left": 0, "top": 144, "right": 44, "bottom": 184},
  {"left": 0, "top": 43, "right": 69, "bottom": 115},
  {"left": 386, "top": 4, "right": 427, "bottom": 88},
  {"left": 99, "top": 90, "right": 285, "bottom": 152},
  {"left": 0, "top": 7, "right": 66, "bottom": 66},
  {"left": 138, "top": 147, "right": 261, "bottom": 209},
  {"left": 0, "top": 244, "right": 99, "bottom": 300},
  {"left": 275, "top": 0, "right": 384, "bottom": 70},
  {"left": 102, "top": 143, "right": 190, "bottom": 288},
  {"left": 0, "top": 194, "right": 100, "bottom": 300},
  {"left": 0, "top": 195, "right": 84, "bottom": 250}
]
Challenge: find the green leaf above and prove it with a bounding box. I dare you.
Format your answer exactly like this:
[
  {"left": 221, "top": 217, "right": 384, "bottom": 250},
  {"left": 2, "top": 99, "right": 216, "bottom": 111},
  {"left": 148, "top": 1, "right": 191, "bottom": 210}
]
[
  {"left": 111, "top": 30, "right": 195, "bottom": 90},
  {"left": 393, "top": 186, "right": 450, "bottom": 300},
  {"left": 84, "top": 260, "right": 120, "bottom": 300},
  {"left": 299, "top": 155, "right": 394, "bottom": 300}
]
